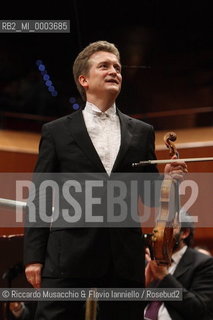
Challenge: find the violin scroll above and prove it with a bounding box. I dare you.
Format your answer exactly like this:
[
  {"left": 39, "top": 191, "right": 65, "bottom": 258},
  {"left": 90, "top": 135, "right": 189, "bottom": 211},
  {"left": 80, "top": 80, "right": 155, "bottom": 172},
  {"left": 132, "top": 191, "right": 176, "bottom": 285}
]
[{"left": 164, "top": 132, "right": 179, "bottom": 158}]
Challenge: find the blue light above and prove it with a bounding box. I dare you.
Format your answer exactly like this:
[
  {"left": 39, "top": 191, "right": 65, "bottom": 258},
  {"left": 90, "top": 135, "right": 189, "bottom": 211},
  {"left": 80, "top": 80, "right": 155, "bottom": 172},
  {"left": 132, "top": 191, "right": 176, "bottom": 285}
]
[
  {"left": 48, "top": 86, "right": 55, "bottom": 92},
  {"left": 45, "top": 80, "right": 52, "bottom": 87},
  {"left": 73, "top": 103, "right": 80, "bottom": 110},
  {"left": 69, "top": 97, "right": 76, "bottom": 104},
  {"left": 36, "top": 59, "right": 60, "bottom": 97},
  {"left": 36, "top": 59, "right": 43, "bottom": 66},
  {"left": 43, "top": 74, "right": 50, "bottom": 81},
  {"left": 51, "top": 91, "right": 58, "bottom": 96},
  {"left": 38, "top": 64, "right": 46, "bottom": 71}
]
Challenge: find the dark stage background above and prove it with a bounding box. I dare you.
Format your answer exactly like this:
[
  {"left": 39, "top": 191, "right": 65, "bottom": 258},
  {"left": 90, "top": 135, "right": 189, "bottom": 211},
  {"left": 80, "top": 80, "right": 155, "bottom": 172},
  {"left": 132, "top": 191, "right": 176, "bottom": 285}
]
[{"left": 0, "top": 0, "right": 213, "bottom": 130}]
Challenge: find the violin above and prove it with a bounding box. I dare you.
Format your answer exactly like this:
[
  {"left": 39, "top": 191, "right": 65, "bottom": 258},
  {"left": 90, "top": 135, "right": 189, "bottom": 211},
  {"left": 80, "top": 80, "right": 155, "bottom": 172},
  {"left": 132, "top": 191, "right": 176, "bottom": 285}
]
[
  {"left": 133, "top": 132, "right": 213, "bottom": 265},
  {"left": 145, "top": 132, "right": 181, "bottom": 266}
]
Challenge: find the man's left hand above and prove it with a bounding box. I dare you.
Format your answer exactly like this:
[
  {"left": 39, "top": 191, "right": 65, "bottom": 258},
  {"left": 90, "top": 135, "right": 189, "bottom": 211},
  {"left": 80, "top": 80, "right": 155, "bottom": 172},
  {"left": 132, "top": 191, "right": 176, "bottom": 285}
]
[
  {"left": 164, "top": 155, "right": 188, "bottom": 180},
  {"left": 145, "top": 248, "right": 168, "bottom": 287}
]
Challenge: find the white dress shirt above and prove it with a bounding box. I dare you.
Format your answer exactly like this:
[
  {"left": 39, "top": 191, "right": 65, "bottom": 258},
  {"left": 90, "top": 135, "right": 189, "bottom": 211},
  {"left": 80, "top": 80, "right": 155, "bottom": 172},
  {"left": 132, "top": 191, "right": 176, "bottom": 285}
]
[
  {"left": 154, "top": 245, "right": 188, "bottom": 320},
  {"left": 82, "top": 102, "right": 121, "bottom": 175}
]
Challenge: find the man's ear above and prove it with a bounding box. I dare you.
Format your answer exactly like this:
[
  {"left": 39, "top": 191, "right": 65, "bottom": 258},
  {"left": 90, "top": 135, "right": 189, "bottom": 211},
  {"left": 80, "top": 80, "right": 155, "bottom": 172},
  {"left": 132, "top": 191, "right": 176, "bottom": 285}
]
[
  {"left": 78, "top": 75, "right": 88, "bottom": 89},
  {"left": 180, "top": 228, "right": 190, "bottom": 240}
]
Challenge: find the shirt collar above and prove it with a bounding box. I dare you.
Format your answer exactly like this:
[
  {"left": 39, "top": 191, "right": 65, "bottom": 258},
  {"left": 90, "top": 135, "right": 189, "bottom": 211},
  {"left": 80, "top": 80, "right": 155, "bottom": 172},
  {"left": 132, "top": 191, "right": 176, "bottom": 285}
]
[
  {"left": 172, "top": 245, "right": 187, "bottom": 265},
  {"left": 84, "top": 101, "right": 117, "bottom": 117}
]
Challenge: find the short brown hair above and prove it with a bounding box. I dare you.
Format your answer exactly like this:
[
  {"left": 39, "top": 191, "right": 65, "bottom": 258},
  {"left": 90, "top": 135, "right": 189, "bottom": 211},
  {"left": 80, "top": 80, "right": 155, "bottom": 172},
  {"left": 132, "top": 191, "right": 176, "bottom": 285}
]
[{"left": 73, "top": 40, "right": 120, "bottom": 101}]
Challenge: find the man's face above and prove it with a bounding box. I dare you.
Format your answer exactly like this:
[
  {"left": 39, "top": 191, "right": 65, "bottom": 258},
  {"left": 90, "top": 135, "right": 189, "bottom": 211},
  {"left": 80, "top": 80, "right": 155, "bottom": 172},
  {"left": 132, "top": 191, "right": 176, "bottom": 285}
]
[
  {"left": 82, "top": 51, "right": 122, "bottom": 99},
  {"left": 173, "top": 224, "right": 190, "bottom": 252}
]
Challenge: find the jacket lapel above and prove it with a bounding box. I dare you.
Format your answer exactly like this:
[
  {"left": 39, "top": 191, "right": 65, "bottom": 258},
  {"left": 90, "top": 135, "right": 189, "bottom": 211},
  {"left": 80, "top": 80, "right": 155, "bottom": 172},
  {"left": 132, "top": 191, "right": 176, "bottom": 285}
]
[
  {"left": 173, "top": 248, "right": 192, "bottom": 279},
  {"left": 67, "top": 110, "right": 106, "bottom": 172},
  {"left": 112, "top": 109, "right": 133, "bottom": 172}
]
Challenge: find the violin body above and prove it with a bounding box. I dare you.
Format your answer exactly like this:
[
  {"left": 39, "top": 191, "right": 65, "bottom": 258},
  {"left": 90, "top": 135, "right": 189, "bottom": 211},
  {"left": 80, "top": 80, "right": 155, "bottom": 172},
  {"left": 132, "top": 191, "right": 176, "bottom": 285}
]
[{"left": 151, "top": 178, "right": 179, "bottom": 265}]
